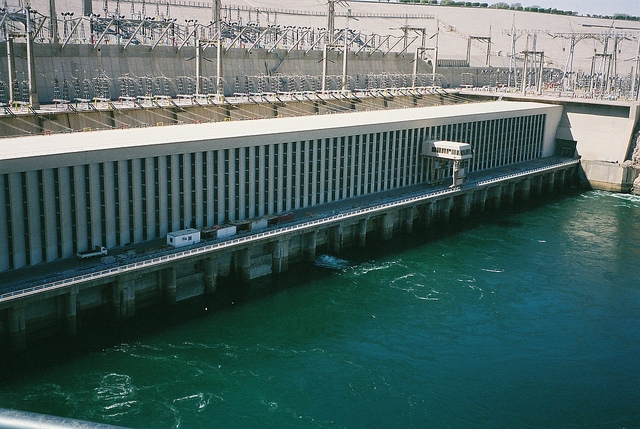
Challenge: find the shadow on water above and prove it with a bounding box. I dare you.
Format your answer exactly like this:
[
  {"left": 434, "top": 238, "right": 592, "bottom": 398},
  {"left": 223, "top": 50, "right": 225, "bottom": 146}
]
[{"left": 0, "top": 187, "right": 583, "bottom": 382}]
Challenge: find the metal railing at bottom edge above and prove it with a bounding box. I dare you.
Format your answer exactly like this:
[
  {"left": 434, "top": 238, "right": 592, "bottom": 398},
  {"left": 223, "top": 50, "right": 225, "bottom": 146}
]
[{"left": 0, "top": 407, "right": 131, "bottom": 429}]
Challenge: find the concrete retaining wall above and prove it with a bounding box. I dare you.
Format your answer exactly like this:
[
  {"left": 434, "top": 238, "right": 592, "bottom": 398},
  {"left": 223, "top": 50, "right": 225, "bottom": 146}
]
[
  {"left": 0, "top": 42, "right": 509, "bottom": 105},
  {"left": 0, "top": 162, "right": 578, "bottom": 352}
]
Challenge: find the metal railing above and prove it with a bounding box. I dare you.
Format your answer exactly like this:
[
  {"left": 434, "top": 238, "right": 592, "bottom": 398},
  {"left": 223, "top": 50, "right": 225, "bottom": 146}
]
[{"left": 475, "top": 158, "right": 579, "bottom": 187}]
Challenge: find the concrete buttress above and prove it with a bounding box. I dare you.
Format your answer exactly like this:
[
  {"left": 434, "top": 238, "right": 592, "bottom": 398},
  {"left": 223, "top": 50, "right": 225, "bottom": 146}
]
[
  {"left": 113, "top": 274, "right": 136, "bottom": 319},
  {"left": 493, "top": 185, "right": 503, "bottom": 209},
  {"left": 204, "top": 257, "right": 218, "bottom": 295},
  {"left": 357, "top": 218, "right": 368, "bottom": 247},
  {"left": 381, "top": 213, "right": 393, "bottom": 241},
  {"left": 304, "top": 232, "right": 317, "bottom": 262},
  {"left": 423, "top": 202, "right": 433, "bottom": 227},
  {"left": 65, "top": 286, "right": 79, "bottom": 335},
  {"left": 546, "top": 172, "right": 555, "bottom": 192},
  {"left": 165, "top": 267, "right": 177, "bottom": 305},
  {"left": 507, "top": 182, "right": 516, "bottom": 204},
  {"left": 9, "top": 305, "right": 26, "bottom": 352},
  {"left": 236, "top": 248, "right": 251, "bottom": 283},
  {"left": 522, "top": 177, "right": 532, "bottom": 201},
  {"left": 272, "top": 240, "right": 290, "bottom": 274},
  {"left": 404, "top": 208, "right": 414, "bottom": 233},
  {"left": 330, "top": 224, "right": 344, "bottom": 253}
]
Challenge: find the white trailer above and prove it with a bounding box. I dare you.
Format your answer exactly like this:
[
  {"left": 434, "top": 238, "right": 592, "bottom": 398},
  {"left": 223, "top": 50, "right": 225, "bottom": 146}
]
[
  {"left": 167, "top": 228, "right": 201, "bottom": 247},
  {"left": 216, "top": 225, "right": 237, "bottom": 239}
]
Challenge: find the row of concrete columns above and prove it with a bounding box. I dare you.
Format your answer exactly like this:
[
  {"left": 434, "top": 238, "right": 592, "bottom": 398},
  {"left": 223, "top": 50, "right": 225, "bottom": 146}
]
[{"left": 1, "top": 167, "right": 573, "bottom": 351}]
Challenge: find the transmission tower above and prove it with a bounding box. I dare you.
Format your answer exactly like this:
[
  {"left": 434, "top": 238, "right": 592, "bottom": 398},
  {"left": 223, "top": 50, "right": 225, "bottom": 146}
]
[{"left": 501, "top": 26, "right": 545, "bottom": 88}]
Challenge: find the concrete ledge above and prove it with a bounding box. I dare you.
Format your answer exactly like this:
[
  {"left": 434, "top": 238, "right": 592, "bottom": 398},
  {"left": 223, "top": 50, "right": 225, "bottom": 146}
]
[{"left": 580, "top": 159, "right": 640, "bottom": 192}]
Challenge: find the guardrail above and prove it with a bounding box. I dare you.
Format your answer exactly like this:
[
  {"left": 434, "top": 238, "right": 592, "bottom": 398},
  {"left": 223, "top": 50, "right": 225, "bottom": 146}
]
[
  {"left": 475, "top": 159, "right": 579, "bottom": 187},
  {"left": 0, "top": 159, "right": 579, "bottom": 304}
]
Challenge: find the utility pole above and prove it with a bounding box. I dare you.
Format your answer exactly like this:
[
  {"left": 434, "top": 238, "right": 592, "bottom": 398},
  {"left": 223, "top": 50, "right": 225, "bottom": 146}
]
[
  {"left": 215, "top": 0, "right": 222, "bottom": 99},
  {"left": 508, "top": 20, "right": 516, "bottom": 87},
  {"left": 49, "top": 0, "right": 59, "bottom": 43},
  {"left": 327, "top": 0, "right": 335, "bottom": 45},
  {"left": 502, "top": 27, "right": 545, "bottom": 89},
  {"left": 342, "top": 8, "right": 350, "bottom": 93},
  {"left": 25, "top": 0, "right": 39, "bottom": 108},
  {"left": 6, "top": 35, "right": 15, "bottom": 105}
]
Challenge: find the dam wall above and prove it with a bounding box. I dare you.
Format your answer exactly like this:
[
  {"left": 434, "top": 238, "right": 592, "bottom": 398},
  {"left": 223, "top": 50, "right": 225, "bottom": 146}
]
[
  {"left": 0, "top": 43, "right": 426, "bottom": 103},
  {"left": 0, "top": 42, "right": 505, "bottom": 106},
  {"left": 0, "top": 101, "right": 561, "bottom": 272},
  {"left": 0, "top": 160, "right": 579, "bottom": 352},
  {"left": 0, "top": 99, "right": 569, "bottom": 351}
]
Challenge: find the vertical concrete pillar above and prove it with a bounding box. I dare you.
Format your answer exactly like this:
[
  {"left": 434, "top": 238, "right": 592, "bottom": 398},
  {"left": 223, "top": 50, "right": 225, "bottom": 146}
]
[
  {"left": 58, "top": 167, "right": 74, "bottom": 258},
  {"left": 170, "top": 155, "right": 181, "bottom": 231},
  {"left": 42, "top": 169, "right": 58, "bottom": 262},
  {"left": 521, "top": 177, "right": 531, "bottom": 201},
  {"left": 131, "top": 159, "right": 144, "bottom": 242},
  {"left": 145, "top": 157, "right": 158, "bottom": 237},
  {"left": 26, "top": 170, "right": 43, "bottom": 265},
  {"left": 165, "top": 267, "right": 177, "bottom": 305},
  {"left": 236, "top": 248, "right": 251, "bottom": 283},
  {"left": 272, "top": 240, "right": 290, "bottom": 274},
  {"left": 65, "top": 286, "right": 79, "bottom": 335},
  {"left": 88, "top": 163, "right": 102, "bottom": 248},
  {"left": 461, "top": 193, "right": 472, "bottom": 218},
  {"left": 0, "top": 174, "right": 10, "bottom": 272},
  {"left": 442, "top": 198, "right": 453, "bottom": 222},
  {"left": 557, "top": 170, "right": 566, "bottom": 189},
  {"left": 204, "top": 257, "right": 219, "bottom": 295},
  {"left": 357, "top": 218, "right": 368, "bottom": 247},
  {"left": 117, "top": 160, "right": 131, "bottom": 245},
  {"left": 8, "top": 172, "right": 26, "bottom": 268},
  {"left": 102, "top": 162, "right": 117, "bottom": 248},
  {"left": 404, "top": 208, "right": 414, "bottom": 234},
  {"left": 532, "top": 175, "right": 543, "bottom": 197},
  {"left": 206, "top": 151, "right": 215, "bottom": 224},
  {"left": 237, "top": 149, "right": 246, "bottom": 216},
  {"left": 113, "top": 274, "right": 136, "bottom": 319},
  {"left": 546, "top": 172, "right": 555, "bottom": 193},
  {"left": 71, "top": 165, "right": 89, "bottom": 252},
  {"left": 247, "top": 147, "right": 256, "bottom": 217},
  {"left": 267, "top": 144, "right": 276, "bottom": 213},
  {"left": 381, "top": 213, "right": 393, "bottom": 241},
  {"left": 330, "top": 224, "right": 344, "bottom": 253},
  {"left": 9, "top": 305, "right": 26, "bottom": 352},
  {"left": 423, "top": 202, "right": 433, "bottom": 227},
  {"left": 493, "top": 185, "right": 502, "bottom": 209},
  {"left": 157, "top": 156, "right": 169, "bottom": 237},
  {"left": 506, "top": 182, "right": 516, "bottom": 205},
  {"left": 304, "top": 231, "right": 317, "bottom": 262},
  {"left": 479, "top": 188, "right": 488, "bottom": 212}
]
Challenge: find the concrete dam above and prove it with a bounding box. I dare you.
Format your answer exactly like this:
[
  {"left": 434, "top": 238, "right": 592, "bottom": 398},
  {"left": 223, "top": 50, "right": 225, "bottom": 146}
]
[{"left": 0, "top": 0, "right": 639, "bottom": 352}]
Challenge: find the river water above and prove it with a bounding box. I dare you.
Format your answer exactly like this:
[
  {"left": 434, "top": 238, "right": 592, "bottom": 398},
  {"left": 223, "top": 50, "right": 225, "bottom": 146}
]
[{"left": 1, "top": 190, "right": 639, "bottom": 428}]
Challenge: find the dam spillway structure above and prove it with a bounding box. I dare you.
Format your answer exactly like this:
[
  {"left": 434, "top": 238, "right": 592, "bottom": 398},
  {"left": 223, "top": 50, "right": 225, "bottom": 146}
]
[{"left": 0, "top": 0, "right": 639, "bottom": 352}]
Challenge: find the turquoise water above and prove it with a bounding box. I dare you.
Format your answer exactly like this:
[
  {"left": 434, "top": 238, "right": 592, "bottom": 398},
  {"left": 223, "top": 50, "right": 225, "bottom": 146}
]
[{"left": 1, "top": 190, "right": 639, "bottom": 428}]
